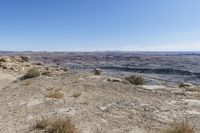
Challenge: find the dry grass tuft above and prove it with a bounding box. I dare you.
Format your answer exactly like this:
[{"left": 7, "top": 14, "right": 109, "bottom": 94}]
[
  {"left": 34, "top": 117, "right": 50, "bottom": 130},
  {"left": 34, "top": 117, "right": 78, "bottom": 133},
  {"left": 71, "top": 92, "right": 81, "bottom": 98},
  {"left": 125, "top": 75, "right": 145, "bottom": 85},
  {"left": 46, "top": 89, "right": 64, "bottom": 99},
  {"left": 161, "top": 120, "right": 195, "bottom": 133}
]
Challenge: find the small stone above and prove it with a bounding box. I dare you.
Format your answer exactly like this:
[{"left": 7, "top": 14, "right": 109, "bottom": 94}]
[{"left": 99, "top": 106, "right": 108, "bottom": 112}]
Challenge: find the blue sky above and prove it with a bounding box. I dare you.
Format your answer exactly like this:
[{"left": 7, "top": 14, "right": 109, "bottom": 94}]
[{"left": 0, "top": 0, "right": 200, "bottom": 51}]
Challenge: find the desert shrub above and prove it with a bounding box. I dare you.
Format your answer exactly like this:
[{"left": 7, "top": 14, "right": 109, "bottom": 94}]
[
  {"left": 179, "top": 83, "right": 192, "bottom": 88},
  {"left": 60, "top": 67, "right": 68, "bottom": 72},
  {"left": 161, "top": 120, "right": 195, "bottom": 133},
  {"left": 46, "top": 89, "right": 64, "bottom": 99},
  {"left": 32, "top": 62, "right": 44, "bottom": 66},
  {"left": 41, "top": 71, "right": 52, "bottom": 76},
  {"left": 71, "top": 92, "right": 81, "bottom": 98},
  {"left": 179, "top": 83, "right": 185, "bottom": 88},
  {"left": 34, "top": 117, "right": 78, "bottom": 133},
  {"left": 125, "top": 75, "right": 145, "bottom": 85},
  {"left": 20, "top": 68, "right": 40, "bottom": 80},
  {"left": 94, "top": 68, "right": 102, "bottom": 75},
  {"left": 20, "top": 56, "right": 30, "bottom": 62}
]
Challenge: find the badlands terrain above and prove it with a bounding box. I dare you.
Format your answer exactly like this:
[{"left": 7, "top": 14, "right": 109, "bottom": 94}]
[
  {"left": 0, "top": 55, "right": 200, "bottom": 133},
  {"left": 1, "top": 51, "right": 200, "bottom": 84}
]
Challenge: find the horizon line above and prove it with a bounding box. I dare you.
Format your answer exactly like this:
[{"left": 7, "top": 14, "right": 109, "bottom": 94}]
[{"left": 0, "top": 50, "right": 200, "bottom": 53}]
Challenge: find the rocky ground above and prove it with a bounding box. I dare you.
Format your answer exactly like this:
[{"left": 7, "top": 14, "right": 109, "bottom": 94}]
[{"left": 0, "top": 56, "right": 200, "bottom": 133}]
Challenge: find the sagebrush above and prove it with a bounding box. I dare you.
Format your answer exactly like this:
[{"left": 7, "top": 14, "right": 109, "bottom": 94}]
[{"left": 20, "top": 68, "right": 40, "bottom": 80}]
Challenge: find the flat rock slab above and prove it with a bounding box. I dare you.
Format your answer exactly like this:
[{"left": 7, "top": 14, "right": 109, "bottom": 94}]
[{"left": 141, "top": 85, "right": 166, "bottom": 90}]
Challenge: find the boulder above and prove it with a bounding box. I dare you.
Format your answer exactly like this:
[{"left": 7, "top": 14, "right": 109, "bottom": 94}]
[
  {"left": 107, "top": 78, "right": 122, "bottom": 82},
  {"left": 0, "top": 56, "right": 26, "bottom": 72}
]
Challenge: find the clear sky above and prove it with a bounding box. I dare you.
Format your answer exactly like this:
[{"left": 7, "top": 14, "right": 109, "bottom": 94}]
[{"left": 0, "top": 0, "right": 200, "bottom": 51}]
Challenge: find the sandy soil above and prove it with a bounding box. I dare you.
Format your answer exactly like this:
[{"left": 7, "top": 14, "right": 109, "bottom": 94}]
[{"left": 0, "top": 56, "right": 200, "bottom": 133}]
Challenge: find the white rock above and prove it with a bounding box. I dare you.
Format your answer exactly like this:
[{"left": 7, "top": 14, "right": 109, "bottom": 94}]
[{"left": 107, "top": 77, "right": 122, "bottom": 82}]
